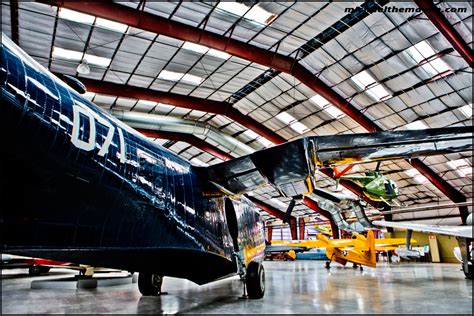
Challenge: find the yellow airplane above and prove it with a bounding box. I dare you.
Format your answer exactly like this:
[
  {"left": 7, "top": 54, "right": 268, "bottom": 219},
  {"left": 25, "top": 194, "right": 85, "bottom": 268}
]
[{"left": 272, "top": 231, "right": 414, "bottom": 270}]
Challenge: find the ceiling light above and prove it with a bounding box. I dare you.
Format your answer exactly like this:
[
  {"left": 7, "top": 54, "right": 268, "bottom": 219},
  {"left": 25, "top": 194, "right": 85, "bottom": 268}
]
[
  {"left": 276, "top": 112, "right": 308, "bottom": 134},
  {"left": 58, "top": 8, "right": 95, "bottom": 24},
  {"left": 76, "top": 60, "right": 90, "bottom": 74},
  {"left": 459, "top": 104, "right": 472, "bottom": 119},
  {"left": 83, "top": 53, "right": 111, "bottom": 67},
  {"left": 95, "top": 18, "right": 128, "bottom": 33},
  {"left": 405, "top": 121, "right": 428, "bottom": 130},
  {"left": 53, "top": 47, "right": 83, "bottom": 61},
  {"left": 158, "top": 70, "right": 184, "bottom": 82}
]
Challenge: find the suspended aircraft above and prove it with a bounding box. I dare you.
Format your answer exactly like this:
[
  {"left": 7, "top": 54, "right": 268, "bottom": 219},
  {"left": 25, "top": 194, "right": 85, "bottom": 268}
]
[
  {"left": 0, "top": 32, "right": 473, "bottom": 300},
  {"left": 334, "top": 162, "right": 400, "bottom": 206}
]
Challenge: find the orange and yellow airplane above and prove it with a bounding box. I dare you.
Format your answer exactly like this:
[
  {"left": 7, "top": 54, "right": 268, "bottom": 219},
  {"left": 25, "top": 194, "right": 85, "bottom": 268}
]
[{"left": 272, "top": 230, "right": 414, "bottom": 270}]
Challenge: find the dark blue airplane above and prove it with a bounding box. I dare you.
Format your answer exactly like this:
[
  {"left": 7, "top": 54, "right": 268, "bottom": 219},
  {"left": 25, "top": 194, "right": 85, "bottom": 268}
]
[{"left": 0, "top": 32, "right": 472, "bottom": 298}]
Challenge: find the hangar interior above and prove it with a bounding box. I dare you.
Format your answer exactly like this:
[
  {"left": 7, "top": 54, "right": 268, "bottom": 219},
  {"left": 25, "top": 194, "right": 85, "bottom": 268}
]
[{"left": 1, "top": 0, "right": 472, "bottom": 314}]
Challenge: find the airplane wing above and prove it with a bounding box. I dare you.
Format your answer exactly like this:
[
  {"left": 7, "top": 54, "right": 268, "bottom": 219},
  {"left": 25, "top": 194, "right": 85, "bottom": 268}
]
[
  {"left": 372, "top": 221, "right": 473, "bottom": 239},
  {"left": 205, "top": 127, "right": 473, "bottom": 197}
]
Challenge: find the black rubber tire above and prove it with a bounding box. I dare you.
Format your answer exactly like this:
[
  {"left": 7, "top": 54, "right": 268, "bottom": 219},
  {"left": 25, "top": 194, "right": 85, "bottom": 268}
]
[
  {"left": 246, "top": 262, "right": 265, "bottom": 299},
  {"left": 325, "top": 261, "right": 331, "bottom": 269},
  {"left": 138, "top": 272, "right": 163, "bottom": 296},
  {"left": 39, "top": 266, "right": 50, "bottom": 274},
  {"left": 28, "top": 265, "right": 41, "bottom": 276},
  {"left": 462, "top": 263, "right": 473, "bottom": 280}
]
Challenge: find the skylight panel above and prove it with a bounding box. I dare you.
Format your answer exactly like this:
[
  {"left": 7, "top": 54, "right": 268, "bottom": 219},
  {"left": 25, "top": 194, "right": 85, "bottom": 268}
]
[
  {"left": 208, "top": 48, "right": 231, "bottom": 60},
  {"left": 245, "top": 5, "right": 277, "bottom": 25},
  {"left": 217, "top": 2, "right": 276, "bottom": 25},
  {"left": 405, "top": 121, "right": 428, "bottom": 130},
  {"left": 290, "top": 121, "right": 309, "bottom": 134},
  {"left": 83, "top": 53, "right": 111, "bottom": 67},
  {"left": 217, "top": 2, "right": 249, "bottom": 17},
  {"left": 406, "top": 40, "right": 451, "bottom": 77},
  {"left": 53, "top": 47, "right": 83, "bottom": 61},
  {"left": 405, "top": 168, "right": 429, "bottom": 184},
  {"left": 324, "top": 105, "right": 345, "bottom": 119},
  {"left": 276, "top": 112, "right": 296, "bottom": 125},
  {"left": 351, "top": 70, "right": 376, "bottom": 90},
  {"left": 310, "top": 95, "right": 346, "bottom": 118},
  {"left": 243, "top": 129, "right": 259, "bottom": 139},
  {"left": 83, "top": 92, "right": 96, "bottom": 100},
  {"left": 257, "top": 137, "right": 273, "bottom": 148},
  {"left": 137, "top": 100, "right": 157, "bottom": 107},
  {"left": 58, "top": 8, "right": 95, "bottom": 24},
  {"left": 158, "top": 70, "right": 184, "bottom": 82},
  {"left": 270, "top": 198, "right": 287, "bottom": 209},
  {"left": 310, "top": 95, "right": 329, "bottom": 107},
  {"left": 190, "top": 157, "right": 209, "bottom": 167},
  {"left": 447, "top": 159, "right": 472, "bottom": 178},
  {"left": 366, "top": 84, "right": 392, "bottom": 102},
  {"left": 276, "top": 112, "right": 308, "bottom": 134},
  {"left": 459, "top": 104, "right": 472, "bottom": 118},
  {"left": 182, "top": 74, "right": 204, "bottom": 85},
  {"left": 183, "top": 42, "right": 209, "bottom": 55},
  {"left": 95, "top": 18, "right": 128, "bottom": 33}
]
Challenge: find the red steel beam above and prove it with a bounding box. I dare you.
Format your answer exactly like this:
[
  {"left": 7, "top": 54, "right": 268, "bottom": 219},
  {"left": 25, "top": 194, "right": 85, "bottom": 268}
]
[
  {"left": 415, "top": 0, "right": 473, "bottom": 68},
  {"left": 267, "top": 224, "right": 273, "bottom": 241},
  {"left": 298, "top": 217, "right": 305, "bottom": 240},
  {"left": 136, "top": 128, "right": 233, "bottom": 161},
  {"left": 51, "top": 1, "right": 467, "bottom": 218},
  {"left": 247, "top": 196, "right": 297, "bottom": 240},
  {"left": 303, "top": 197, "right": 340, "bottom": 239},
  {"left": 81, "top": 78, "right": 286, "bottom": 145}
]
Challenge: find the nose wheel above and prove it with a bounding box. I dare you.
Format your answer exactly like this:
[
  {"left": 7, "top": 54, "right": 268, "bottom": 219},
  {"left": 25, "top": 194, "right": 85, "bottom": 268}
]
[{"left": 138, "top": 272, "right": 168, "bottom": 296}]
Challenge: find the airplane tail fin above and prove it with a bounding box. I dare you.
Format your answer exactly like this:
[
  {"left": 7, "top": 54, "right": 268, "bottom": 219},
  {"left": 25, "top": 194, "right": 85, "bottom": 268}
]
[{"left": 365, "top": 230, "right": 377, "bottom": 267}]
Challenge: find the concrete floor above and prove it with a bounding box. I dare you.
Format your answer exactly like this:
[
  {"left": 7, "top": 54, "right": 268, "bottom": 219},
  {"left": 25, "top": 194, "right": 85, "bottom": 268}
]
[{"left": 1, "top": 261, "right": 472, "bottom": 314}]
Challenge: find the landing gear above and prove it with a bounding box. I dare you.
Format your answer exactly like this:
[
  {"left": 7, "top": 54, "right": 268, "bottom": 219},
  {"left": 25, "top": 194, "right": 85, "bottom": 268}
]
[
  {"left": 352, "top": 263, "right": 358, "bottom": 269},
  {"left": 360, "top": 266, "right": 364, "bottom": 272},
  {"left": 138, "top": 272, "right": 165, "bottom": 296},
  {"left": 325, "top": 261, "right": 331, "bottom": 269},
  {"left": 462, "top": 263, "right": 473, "bottom": 280},
  {"left": 246, "top": 262, "right": 265, "bottom": 299},
  {"left": 28, "top": 265, "right": 50, "bottom": 276}
]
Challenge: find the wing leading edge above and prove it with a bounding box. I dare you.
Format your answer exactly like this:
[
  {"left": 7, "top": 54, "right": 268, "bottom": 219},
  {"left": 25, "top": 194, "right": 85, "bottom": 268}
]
[
  {"left": 372, "top": 221, "right": 473, "bottom": 239},
  {"left": 206, "top": 126, "right": 473, "bottom": 197}
]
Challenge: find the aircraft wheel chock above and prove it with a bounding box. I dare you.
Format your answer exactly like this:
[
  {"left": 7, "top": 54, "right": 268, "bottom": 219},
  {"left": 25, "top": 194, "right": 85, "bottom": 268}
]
[
  {"left": 138, "top": 272, "right": 163, "bottom": 296},
  {"left": 246, "top": 262, "right": 265, "bottom": 299}
]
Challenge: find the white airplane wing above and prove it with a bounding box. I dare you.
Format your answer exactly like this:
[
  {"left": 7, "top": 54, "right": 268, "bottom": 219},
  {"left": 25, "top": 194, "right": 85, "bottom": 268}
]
[{"left": 372, "top": 221, "right": 473, "bottom": 239}]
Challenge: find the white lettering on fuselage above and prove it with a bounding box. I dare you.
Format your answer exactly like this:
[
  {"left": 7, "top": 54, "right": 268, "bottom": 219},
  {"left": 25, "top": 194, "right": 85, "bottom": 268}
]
[{"left": 70, "top": 101, "right": 126, "bottom": 163}]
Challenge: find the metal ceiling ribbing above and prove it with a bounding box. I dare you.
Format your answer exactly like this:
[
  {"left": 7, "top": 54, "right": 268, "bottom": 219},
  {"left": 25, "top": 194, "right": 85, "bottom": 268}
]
[
  {"left": 2, "top": 1, "right": 472, "bottom": 225},
  {"left": 44, "top": 0, "right": 469, "bottom": 222}
]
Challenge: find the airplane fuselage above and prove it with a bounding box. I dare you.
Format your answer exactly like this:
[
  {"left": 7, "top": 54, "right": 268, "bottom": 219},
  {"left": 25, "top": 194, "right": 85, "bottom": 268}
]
[{"left": 0, "top": 34, "right": 265, "bottom": 285}]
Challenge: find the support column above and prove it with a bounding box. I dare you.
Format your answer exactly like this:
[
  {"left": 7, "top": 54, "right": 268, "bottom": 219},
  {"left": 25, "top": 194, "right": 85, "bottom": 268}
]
[{"left": 298, "top": 217, "right": 305, "bottom": 240}]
